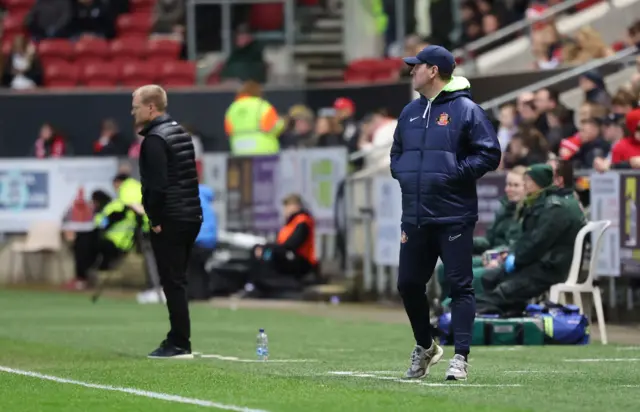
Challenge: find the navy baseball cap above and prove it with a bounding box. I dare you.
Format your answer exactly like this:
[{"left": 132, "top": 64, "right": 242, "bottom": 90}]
[{"left": 403, "top": 45, "right": 456, "bottom": 74}]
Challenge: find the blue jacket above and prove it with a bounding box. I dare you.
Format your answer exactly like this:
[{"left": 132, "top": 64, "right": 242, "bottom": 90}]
[
  {"left": 195, "top": 184, "right": 217, "bottom": 249},
  {"left": 390, "top": 76, "right": 501, "bottom": 225}
]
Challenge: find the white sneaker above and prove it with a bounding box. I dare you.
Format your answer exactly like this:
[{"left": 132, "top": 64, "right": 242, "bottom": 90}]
[
  {"left": 445, "top": 354, "right": 468, "bottom": 381},
  {"left": 404, "top": 341, "right": 444, "bottom": 379}
]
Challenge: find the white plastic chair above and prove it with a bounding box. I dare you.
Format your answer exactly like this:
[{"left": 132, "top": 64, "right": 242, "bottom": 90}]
[
  {"left": 9, "top": 221, "right": 64, "bottom": 283},
  {"left": 549, "top": 220, "right": 611, "bottom": 345}
]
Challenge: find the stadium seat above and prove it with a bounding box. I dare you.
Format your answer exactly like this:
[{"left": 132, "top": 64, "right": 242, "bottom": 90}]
[
  {"left": 44, "top": 61, "right": 79, "bottom": 88},
  {"left": 120, "top": 61, "right": 156, "bottom": 87},
  {"left": 81, "top": 61, "right": 119, "bottom": 88},
  {"left": 110, "top": 36, "right": 148, "bottom": 65},
  {"left": 249, "top": 3, "right": 284, "bottom": 31},
  {"left": 2, "top": 12, "right": 27, "bottom": 39},
  {"left": 74, "top": 37, "right": 110, "bottom": 66},
  {"left": 116, "top": 13, "right": 153, "bottom": 37},
  {"left": 159, "top": 60, "right": 196, "bottom": 87},
  {"left": 147, "top": 39, "right": 182, "bottom": 61},
  {"left": 37, "top": 39, "right": 74, "bottom": 65},
  {"left": 3, "top": 0, "right": 35, "bottom": 15},
  {"left": 2, "top": 38, "right": 13, "bottom": 55},
  {"left": 130, "top": 0, "right": 156, "bottom": 13},
  {"left": 344, "top": 71, "right": 372, "bottom": 83}
]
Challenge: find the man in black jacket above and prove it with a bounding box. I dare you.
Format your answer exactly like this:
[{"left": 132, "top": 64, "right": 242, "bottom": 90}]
[{"left": 132, "top": 85, "right": 202, "bottom": 359}]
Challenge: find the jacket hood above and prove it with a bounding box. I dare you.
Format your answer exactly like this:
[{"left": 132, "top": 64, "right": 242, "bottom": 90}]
[
  {"left": 420, "top": 76, "right": 472, "bottom": 105},
  {"left": 198, "top": 184, "right": 215, "bottom": 202},
  {"left": 626, "top": 108, "right": 640, "bottom": 134}
]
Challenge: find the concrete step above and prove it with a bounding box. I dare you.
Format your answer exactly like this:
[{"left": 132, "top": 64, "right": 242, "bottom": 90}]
[
  {"left": 298, "top": 54, "right": 344, "bottom": 67},
  {"left": 297, "top": 31, "right": 343, "bottom": 44},
  {"left": 293, "top": 43, "right": 343, "bottom": 54},
  {"left": 306, "top": 67, "right": 345, "bottom": 83}
]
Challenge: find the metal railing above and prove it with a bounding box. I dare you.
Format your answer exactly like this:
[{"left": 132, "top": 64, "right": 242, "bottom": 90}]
[
  {"left": 185, "top": 0, "right": 295, "bottom": 63},
  {"left": 453, "top": 0, "right": 613, "bottom": 74},
  {"left": 479, "top": 45, "right": 638, "bottom": 117}
]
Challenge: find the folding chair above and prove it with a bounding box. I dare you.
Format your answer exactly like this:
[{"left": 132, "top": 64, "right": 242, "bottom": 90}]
[
  {"left": 9, "top": 221, "right": 64, "bottom": 283},
  {"left": 549, "top": 220, "right": 611, "bottom": 345}
]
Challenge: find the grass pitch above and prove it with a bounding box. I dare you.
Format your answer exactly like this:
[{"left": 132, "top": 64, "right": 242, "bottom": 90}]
[{"left": 0, "top": 289, "right": 639, "bottom": 412}]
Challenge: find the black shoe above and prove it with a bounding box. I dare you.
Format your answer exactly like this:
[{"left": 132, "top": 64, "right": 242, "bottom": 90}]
[{"left": 147, "top": 341, "right": 193, "bottom": 359}]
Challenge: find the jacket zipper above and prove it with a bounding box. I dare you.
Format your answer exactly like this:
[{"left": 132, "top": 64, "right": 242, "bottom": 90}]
[{"left": 417, "top": 100, "right": 431, "bottom": 227}]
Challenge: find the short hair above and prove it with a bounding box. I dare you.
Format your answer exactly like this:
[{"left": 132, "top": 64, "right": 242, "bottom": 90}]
[
  {"left": 428, "top": 63, "right": 455, "bottom": 81},
  {"left": 133, "top": 85, "right": 167, "bottom": 111},
  {"left": 509, "top": 165, "right": 527, "bottom": 176},
  {"left": 113, "top": 173, "right": 130, "bottom": 184},
  {"left": 238, "top": 80, "right": 262, "bottom": 98},
  {"left": 611, "top": 91, "right": 635, "bottom": 107},
  {"left": 282, "top": 193, "right": 303, "bottom": 207}
]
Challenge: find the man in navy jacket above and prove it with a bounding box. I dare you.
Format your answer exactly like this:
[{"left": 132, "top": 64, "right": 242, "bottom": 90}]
[{"left": 391, "top": 45, "right": 501, "bottom": 381}]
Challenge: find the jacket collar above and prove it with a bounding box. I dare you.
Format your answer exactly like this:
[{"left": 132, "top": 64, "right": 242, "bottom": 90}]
[{"left": 139, "top": 114, "right": 172, "bottom": 136}]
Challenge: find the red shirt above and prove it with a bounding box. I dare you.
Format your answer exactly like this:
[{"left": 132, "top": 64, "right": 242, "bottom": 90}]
[{"left": 611, "top": 137, "right": 640, "bottom": 164}]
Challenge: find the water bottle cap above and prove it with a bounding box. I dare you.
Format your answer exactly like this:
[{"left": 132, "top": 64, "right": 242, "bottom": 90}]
[{"left": 259, "top": 328, "right": 264, "bottom": 332}]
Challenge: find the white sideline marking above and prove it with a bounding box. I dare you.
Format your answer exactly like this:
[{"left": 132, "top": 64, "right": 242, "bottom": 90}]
[
  {"left": 327, "top": 371, "right": 521, "bottom": 388},
  {"left": 0, "top": 366, "right": 268, "bottom": 412},
  {"left": 200, "top": 354, "right": 315, "bottom": 363},
  {"left": 617, "top": 346, "right": 640, "bottom": 351},
  {"left": 504, "top": 370, "right": 572, "bottom": 374},
  {"left": 473, "top": 347, "right": 523, "bottom": 352},
  {"left": 563, "top": 358, "right": 640, "bottom": 363}
]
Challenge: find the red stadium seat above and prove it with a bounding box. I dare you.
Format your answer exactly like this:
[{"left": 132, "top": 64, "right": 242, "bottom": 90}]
[
  {"left": 44, "top": 61, "right": 79, "bottom": 88},
  {"left": 116, "top": 13, "right": 153, "bottom": 37},
  {"left": 159, "top": 60, "right": 196, "bottom": 87},
  {"left": 130, "top": 0, "right": 156, "bottom": 13},
  {"left": 4, "top": 0, "right": 35, "bottom": 15},
  {"left": 121, "top": 61, "right": 156, "bottom": 87},
  {"left": 37, "top": 39, "right": 74, "bottom": 65},
  {"left": 2, "top": 12, "right": 27, "bottom": 39},
  {"left": 110, "top": 36, "right": 148, "bottom": 66},
  {"left": 81, "top": 61, "right": 119, "bottom": 88},
  {"left": 1, "top": 38, "right": 12, "bottom": 55},
  {"left": 147, "top": 39, "right": 182, "bottom": 61},
  {"left": 249, "top": 3, "right": 284, "bottom": 31},
  {"left": 74, "top": 37, "right": 110, "bottom": 66},
  {"left": 344, "top": 71, "right": 372, "bottom": 83}
]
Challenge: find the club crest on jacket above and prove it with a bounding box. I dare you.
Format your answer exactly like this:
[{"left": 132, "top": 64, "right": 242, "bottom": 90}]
[{"left": 436, "top": 113, "right": 450, "bottom": 126}]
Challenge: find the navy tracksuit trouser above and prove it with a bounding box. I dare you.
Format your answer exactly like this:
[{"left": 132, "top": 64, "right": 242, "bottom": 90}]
[{"left": 397, "top": 222, "right": 475, "bottom": 356}]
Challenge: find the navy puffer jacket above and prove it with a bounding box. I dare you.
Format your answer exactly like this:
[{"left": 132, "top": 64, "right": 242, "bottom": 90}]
[{"left": 390, "top": 76, "right": 501, "bottom": 225}]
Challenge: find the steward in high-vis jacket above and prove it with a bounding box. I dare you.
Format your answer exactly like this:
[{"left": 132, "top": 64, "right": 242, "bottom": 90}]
[
  {"left": 391, "top": 45, "right": 501, "bottom": 380},
  {"left": 133, "top": 84, "right": 202, "bottom": 359},
  {"left": 113, "top": 173, "right": 149, "bottom": 232},
  {"left": 476, "top": 164, "right": 587, "bottom": 316},
  {"left": 73, "top": 191, "right": 138, "bottom": 283},
  {"left": 245, "top": 194, "right": 317, "bottom": 298}
]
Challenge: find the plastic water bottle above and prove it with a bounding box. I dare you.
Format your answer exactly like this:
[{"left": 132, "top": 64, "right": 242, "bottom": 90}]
[{"left": 256, "top": 329, "right": 269, "bottom": 361}]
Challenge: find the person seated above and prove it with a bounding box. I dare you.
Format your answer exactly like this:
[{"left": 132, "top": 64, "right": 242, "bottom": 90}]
[
  {"left": 437, "top": 166, "right": 526, "bottom": 304},
  {"left": 243, "top": 194, "right": 317, "bottom": 298},
  {"left": 69, "top": 190, "right": 140, "bottom": 290},
  {"left": 476, "top": 164, "right": 587, "bottom": 316},
  {"left": 186, "top": 184, "right": 218, "bottom": 301}
]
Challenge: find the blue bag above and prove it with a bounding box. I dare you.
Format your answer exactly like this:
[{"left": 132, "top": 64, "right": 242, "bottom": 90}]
[{"left": 525, "top": 302, "right": 590, "bottom": 345}]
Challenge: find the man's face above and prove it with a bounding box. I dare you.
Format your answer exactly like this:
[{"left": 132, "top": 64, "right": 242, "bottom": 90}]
[
  {"left": 535, "top": 89, "right": 554, "bottom": 113},
  {"left": 579, "top": 120, "right": 599, "bottom": 141},
  {"left": 579, "top": 77, "right": 595, "bottom": 92},
  {"left": 293, "top": 118, "right": 312, "bottom": 135},
  {"left": 499, "top": 106, "right": 516, "bottom": 128},
  {"left": 131, "top": 93, "right": 151, "bottom": 127},
  {"left": 411, "top": 64, "right": 436, "bottom": 92},
  {"left": 523, "top": 174, "right": 541, "bottom": 195},
  {"left": 604, "top": 124, "right": 624, "bottom": 143},
  {"left": 283, "top": 203, "right": 299, "bottom": 220},
  {"left": 516, "top": 92, "right": 535, "bottom": 116}
]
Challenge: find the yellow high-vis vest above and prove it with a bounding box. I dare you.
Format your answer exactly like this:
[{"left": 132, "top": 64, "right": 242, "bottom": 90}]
[{"left": 224, "top": 96, "right": 284, "bottom": 155}]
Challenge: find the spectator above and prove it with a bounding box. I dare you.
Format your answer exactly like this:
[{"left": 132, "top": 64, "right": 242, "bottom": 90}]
[
  {"left": 518, "top": 98, "right": 539, "bottom": 126},
  {"left": 280, "top": 105, "right": 315, "bottom": 149},
  {"left": 579, "top": 70, "right": 611, "bottom": 108},
  {"left": 626, "top": 19, "right": 640, "bottom": 48},
  {"left": 564, "top": 26, "right": 614, "bottom": 65},
  {"left": 516, "top": 91, "right": 536, "bottom": 125},
  {"left": 152, "top": 0, "right": 185, "bottom": 39},
  {"left": 313, "top": 108, "right": 343, "bottom": 148},
  {"left": 33, "top": 123, "right": 68, "bottom": 158},
  {"left": 358, "top": 109, "right": 398, "bottom": 169},
  {"left": 481, "top": 13, "right": 500, "bottom": 36},
  {"left": 535, "top": 87, "right": 569, "bottom": 135},
  {"left": 606, "top": 108, "right": 640, "bottom": 169},
  {"left": 333, "top": 97, "right": 359, "bottom": 147},
  {"left": 219, "top": 24, "right": 267, "bottom": 84},
  {"left": 611, "top": 90, "right": 637, "bottom": 116},
  {"left": 496, "top": 103, "right": 518, "bottom": 151},
  {"left": 531, "top": 30, "right": 560, "bottom": 70},
  {"left": 545, "top": 105, "right": 576, "bottom": 153},
  {"left": 26, "top": 0, "right": 74, "bottom": 41},
  {"left": 1, "top": 35, "right": 42, "bottom": 90},
  {"left": 93, "top": 119, "right": 126, "bottom": 156},
  {"left": 71, "top": 0, "right": 115, "bottom": 39},
  {"left": 503, "top": 128, "right": 549, "bottom": 168},
  {"left": 572, "top": 117, "right": 610, "bottom": 169}
]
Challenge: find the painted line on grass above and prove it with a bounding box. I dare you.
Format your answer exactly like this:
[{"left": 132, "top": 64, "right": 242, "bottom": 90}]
[
  {"left": 199, "top": 354, "right": 316, "bottom": 363},
  {"left": 504, "top": 370, "right": 573, "bottom": 374},
  {"left": 563, "top": 358, "right": 640, "bottom": 363},
  {"left": 327, "top": 371, "right": 521, "bottom": 388},
  {"left": 0, "top": 366, "right": 269, "bottom": 412},
  {"left": 617, "top": 346, "right": 640, "bottom": 351}
]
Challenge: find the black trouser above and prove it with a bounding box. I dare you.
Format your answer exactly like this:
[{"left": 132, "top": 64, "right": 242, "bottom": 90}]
[
  {"left": 476, "top": 263, "right": 557, "bottom": 317},
  {"left": 397, "top": 222, "right": 475, "bottom": 356},
  {"left": 74, "top": 230, "right": 123, "bottom": 280},
  {"left": 150, "top": 220, "right": 201, "bottom": 351},
  {"left": 248, "top": 245, "right": 312, "bottom": 295}
]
